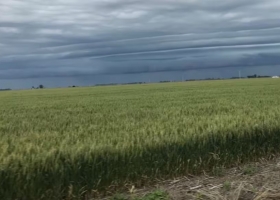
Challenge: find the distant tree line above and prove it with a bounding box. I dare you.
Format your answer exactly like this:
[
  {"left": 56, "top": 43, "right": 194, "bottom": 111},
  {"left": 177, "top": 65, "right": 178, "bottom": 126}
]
[
  {"left": 25, "top": 74, "right": 278, "bottom": 90},
  {"left": 32, "top": 85, "right": 44, "bottom": 89},
  {"left": 247, "top": 74, "right": 271, "bottom": 78},
  {"left": 0, "top": 88, "right": 11, "bottom": 91},
  {"left": 95, "top": 82, "right": 146, "bottom": 87},
  {"left": 93, "top": 75, "right": 276, "bottom": 87}
]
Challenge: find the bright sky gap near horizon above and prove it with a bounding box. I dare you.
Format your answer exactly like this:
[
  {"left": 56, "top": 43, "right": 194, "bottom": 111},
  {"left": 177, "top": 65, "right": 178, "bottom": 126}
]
[{"left": 0, "top": 0, "right": 280, "bottom": 89}]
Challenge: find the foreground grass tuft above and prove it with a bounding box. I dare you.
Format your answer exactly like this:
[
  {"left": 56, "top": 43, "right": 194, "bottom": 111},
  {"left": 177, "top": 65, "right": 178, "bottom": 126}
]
[{"left": 111, "top": 190, "right": 168, "bottom": 200}]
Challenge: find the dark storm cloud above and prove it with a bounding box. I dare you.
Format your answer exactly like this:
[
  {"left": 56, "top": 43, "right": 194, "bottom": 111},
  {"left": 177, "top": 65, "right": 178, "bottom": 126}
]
[{"left": 1, "top": 0, "right": 280, "bottom": 85}]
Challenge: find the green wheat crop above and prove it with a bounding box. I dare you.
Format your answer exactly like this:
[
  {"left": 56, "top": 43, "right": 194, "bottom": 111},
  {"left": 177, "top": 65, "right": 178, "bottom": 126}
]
[{"left": 0, "top": 78, "right": 280, "bottom": 199}]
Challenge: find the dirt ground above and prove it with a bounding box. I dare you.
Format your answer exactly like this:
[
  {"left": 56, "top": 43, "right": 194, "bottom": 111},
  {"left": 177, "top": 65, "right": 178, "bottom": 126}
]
[{"left": 105, "top": 156, "right": 280, "bottom": 200}]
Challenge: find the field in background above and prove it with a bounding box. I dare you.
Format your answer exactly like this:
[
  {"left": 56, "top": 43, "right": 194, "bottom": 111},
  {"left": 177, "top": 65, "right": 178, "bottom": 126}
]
[{"left": 0, "top": 79, "right": 280, "bottom": 199}]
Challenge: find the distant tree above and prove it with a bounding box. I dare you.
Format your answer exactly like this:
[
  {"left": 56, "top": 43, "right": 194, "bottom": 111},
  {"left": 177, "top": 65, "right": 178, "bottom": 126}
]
[
  {"left": 38, "top": 84, "right": 44, "bottom": 89},
  {"left": 0, "top": 88, "right": 11, "bottom": 91},
  {"left": 247, "top": 74, "right": 257, "bottom": 78}
]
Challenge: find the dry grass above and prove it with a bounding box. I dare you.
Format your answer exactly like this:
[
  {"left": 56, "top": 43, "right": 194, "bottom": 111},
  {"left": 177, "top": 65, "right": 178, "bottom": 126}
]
[{"left": 113, "top": 157, "right": 280, "bottom": 200}]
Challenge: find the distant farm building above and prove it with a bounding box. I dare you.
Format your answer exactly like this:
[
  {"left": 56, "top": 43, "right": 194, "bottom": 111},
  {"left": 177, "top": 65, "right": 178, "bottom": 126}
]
[{"left": 272, "top": 76, "right": 279, "bottom": 79}]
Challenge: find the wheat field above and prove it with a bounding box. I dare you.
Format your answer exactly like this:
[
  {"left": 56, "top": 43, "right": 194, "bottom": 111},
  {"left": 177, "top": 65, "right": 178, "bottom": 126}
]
[{"left": 0, "top": 79, "right": 280, "bottom": 199}]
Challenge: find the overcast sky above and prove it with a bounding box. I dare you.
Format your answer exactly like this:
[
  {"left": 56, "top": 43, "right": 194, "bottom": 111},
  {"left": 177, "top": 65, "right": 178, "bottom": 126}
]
[{"left": 1, "top": 0, "right": 280, "bottom": 89}]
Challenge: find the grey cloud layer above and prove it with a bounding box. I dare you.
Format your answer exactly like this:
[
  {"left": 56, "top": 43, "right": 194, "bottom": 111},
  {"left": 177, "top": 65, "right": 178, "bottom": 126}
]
[{"left": 1, "top": 0, "right": 280, "bottom": 81}]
